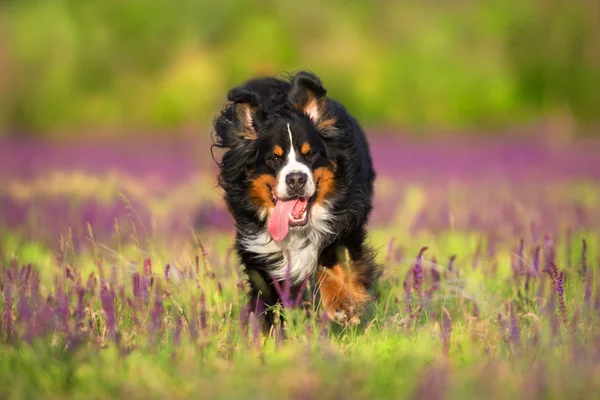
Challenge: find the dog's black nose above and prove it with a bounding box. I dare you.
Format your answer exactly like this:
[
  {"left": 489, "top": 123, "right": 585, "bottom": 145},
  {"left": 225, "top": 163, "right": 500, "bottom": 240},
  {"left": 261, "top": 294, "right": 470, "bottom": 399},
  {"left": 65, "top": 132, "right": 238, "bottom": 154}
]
[{"left": 285, "top": 172, "right": 307, "bottom": 193}]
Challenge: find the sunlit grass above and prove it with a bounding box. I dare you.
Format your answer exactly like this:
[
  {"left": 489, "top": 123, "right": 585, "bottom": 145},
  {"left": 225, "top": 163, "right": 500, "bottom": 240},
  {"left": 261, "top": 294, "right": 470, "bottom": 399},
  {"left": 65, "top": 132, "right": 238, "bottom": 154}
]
[{"left": 1, "top": 137, "right": 600, "bottom": 398}]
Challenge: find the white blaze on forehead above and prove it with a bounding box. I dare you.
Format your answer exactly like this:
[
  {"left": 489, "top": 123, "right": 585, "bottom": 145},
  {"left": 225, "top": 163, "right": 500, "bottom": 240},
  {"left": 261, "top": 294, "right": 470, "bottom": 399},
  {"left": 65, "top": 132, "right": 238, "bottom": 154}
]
[{"left": 275, "top": 124, "right": 315, "bottom": 198}]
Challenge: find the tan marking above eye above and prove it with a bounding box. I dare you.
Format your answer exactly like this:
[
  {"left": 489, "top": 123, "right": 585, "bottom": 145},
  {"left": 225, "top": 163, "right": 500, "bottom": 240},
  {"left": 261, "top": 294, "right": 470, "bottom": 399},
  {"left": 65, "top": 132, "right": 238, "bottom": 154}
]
[
  {"left": 301, "top": 142, "right": 311, "bottom": 155},
  {"left": 273, "top": 145, "right": 284, "bottom": 157}
]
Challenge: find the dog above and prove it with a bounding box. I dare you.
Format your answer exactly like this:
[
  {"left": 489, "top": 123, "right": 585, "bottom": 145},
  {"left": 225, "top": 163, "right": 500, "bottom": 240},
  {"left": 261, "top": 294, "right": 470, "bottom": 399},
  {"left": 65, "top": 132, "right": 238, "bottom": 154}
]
[{"left": 212, "top": 71, "right": 378, "bottom": 327}]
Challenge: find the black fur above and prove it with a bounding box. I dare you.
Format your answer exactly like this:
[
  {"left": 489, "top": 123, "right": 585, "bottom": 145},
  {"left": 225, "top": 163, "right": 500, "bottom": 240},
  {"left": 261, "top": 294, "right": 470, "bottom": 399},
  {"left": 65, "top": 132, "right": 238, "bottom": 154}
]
[{"left": 212, "top": 71, "right": 378, "bottom": 327}]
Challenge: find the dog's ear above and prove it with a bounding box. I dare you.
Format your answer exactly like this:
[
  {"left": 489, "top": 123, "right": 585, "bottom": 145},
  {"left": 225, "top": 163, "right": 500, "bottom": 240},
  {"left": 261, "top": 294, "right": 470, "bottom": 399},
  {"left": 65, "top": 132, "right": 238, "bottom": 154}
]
[
  {"left": 227, "top": 87, "right": 262, "bottom": 140},
  {"left": 288, "top": 71, "right": 335, "bottom": 131}
]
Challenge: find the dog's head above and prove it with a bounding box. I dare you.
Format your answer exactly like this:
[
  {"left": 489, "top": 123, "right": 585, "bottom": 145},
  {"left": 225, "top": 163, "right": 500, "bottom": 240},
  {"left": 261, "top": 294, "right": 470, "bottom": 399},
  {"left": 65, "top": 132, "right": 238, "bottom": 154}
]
[{"left": 214, "top": 72, "right": 338, "bottom": 242}]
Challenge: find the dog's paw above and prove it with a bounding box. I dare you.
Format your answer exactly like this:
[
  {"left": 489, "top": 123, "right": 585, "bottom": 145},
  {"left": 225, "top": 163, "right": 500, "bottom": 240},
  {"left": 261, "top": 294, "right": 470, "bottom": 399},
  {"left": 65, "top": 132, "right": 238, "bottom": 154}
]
[
  {"left": 318, "top": 265, "right": 370, "bottom": 326},
  {"left": 326, "top": 302, "right": 361, "bottom": 325}
]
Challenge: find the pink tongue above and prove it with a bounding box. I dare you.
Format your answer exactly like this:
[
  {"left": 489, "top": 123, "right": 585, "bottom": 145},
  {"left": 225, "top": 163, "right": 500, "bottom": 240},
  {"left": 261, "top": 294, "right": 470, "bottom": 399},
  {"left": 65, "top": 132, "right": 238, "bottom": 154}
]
[{"left": 267, "top": 198, "right": 300, "bottom": 242}]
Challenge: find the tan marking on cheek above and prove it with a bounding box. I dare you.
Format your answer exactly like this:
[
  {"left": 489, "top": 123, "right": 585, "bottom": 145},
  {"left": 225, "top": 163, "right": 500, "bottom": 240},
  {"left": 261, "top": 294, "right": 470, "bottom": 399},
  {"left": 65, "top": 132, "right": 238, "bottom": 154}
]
[
  {"left": 273, "top": 145, "right": 284, "bottom": 157},
  {"left": 313, "top": 166, "right": 336, "bottom": 204},
  {"left": 301, "top": 142, "right": 311, "bottom": 155},
  {"left": 248, "top": 175, "right": 276, "bottom": 209}
]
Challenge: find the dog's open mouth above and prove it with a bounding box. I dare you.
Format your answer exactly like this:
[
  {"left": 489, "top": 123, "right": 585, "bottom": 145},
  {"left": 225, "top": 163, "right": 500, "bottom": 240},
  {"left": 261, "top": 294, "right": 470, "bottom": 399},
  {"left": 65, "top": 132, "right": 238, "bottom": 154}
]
[{"left": 267, "top": 192, "right": 312, "bottom": 242}]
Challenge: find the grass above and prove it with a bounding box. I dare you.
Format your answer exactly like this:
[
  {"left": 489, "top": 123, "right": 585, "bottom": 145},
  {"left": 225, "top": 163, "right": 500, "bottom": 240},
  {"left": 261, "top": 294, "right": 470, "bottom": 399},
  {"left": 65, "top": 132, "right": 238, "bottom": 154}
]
[
  {"left": 1, "top": 137, "right": 600, "bottom": 399},
  {"left": 1, "top": 225, "right": 598, "bottom": 399}
]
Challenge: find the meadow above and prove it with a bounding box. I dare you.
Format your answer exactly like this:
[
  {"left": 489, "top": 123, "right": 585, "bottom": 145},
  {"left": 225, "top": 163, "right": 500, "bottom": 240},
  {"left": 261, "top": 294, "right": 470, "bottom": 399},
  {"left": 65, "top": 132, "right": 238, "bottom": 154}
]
[{"left": 1, "top": 133, "right": 600, "bottom": 399}]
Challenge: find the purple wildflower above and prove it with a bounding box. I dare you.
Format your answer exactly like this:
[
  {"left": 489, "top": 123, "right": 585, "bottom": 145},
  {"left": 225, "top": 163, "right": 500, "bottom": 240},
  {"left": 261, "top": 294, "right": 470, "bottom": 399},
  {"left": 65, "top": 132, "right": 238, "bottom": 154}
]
[
  {"left": 19, "top": 264, "right": 32, "bottom": 286},
  {"left": 132, "top": 272, "right": 142, "bottom": 300},
  {"left": 425, "top": 258, "right": 441, "bottom": 304},
  {"left": 413, "top": 246, "right": 428, "bottom": 299},
  {"left": 509, "top": 304, "right": 521, "bottom": 348},
  {"left": 188, "top": 298, "right": 199, "bottom": 342},
  {"left": 150, "top": 282, "right": 164, "bottom": 339},
  {"left": 272, "top": 250, "right": 305, "bottom": 308},
  {"left": 543, "top": 236, "right": 555, "bottom": 273},
  {"left": 546, "top": 262, "right": 568, "bottom": 327},
  {"left": 100, "top": 284, "right": 116, "bottom": 339},
  {"left": 173, "top": 316, "right": 183, "bottom": 347},
  {"left": 75, "top": 285, "right": 86, "bottom": 330},
  {"left": 199, "top": 290, "right": 207, "bottom": 332},
  {"left": 193, "top": 232, "right": 210, "bottom": 274},
  {"left": 584, "top": 278, "right": 592, "bottom": 309},
  {"left": 17, "top": 283, "right": 31, "bottom": 326},
  {"left": 143, "top": 258, "right": 152, "bottom": 277},
  {"left": 55, "top": 281, "right": 70, "bottom": 334},
  {"left": 531, "top": 245, "right": 541, "bottom": 278}
]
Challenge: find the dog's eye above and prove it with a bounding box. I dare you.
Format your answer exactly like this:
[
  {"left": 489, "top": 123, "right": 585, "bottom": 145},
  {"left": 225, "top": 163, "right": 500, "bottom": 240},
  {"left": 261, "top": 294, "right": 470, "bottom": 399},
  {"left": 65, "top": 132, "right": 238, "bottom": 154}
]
[
  {"left": 305, "top": 152, "right": 314, "bottom": 160},
  {"left": 270, "top": 155, "right": 281, "bottom": 163}
]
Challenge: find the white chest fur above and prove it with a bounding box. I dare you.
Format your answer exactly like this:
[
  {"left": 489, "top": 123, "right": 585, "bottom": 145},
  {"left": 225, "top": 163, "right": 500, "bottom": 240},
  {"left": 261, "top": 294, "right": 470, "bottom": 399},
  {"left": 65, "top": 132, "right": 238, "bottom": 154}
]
[{"left": 241, "top": 203, "right": 334, "bottom": 283}]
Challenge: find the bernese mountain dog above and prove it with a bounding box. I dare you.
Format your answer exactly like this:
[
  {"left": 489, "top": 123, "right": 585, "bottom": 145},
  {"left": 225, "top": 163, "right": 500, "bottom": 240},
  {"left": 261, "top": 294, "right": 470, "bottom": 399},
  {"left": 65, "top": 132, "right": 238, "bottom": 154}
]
[{"left": 212, "top": 71, "right": 379, "bottom": 327}]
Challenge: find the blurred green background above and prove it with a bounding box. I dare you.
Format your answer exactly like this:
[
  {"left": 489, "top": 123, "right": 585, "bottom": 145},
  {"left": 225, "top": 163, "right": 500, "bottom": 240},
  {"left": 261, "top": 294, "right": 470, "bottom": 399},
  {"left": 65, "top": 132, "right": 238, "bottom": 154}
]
[{"left": 1, "top": 0, "right": 599, "bottom": 139}]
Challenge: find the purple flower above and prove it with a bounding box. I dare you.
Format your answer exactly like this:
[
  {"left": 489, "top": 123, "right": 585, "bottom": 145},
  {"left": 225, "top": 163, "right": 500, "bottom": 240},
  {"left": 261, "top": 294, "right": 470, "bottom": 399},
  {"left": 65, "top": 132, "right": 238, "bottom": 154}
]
[
  {"left": 413, "top": 246, "right": 428, "bottom": 299},
  {"left": 75, "top": 286, "right": 86, "bottom": 329},
  {"left": 425, "top": 258, "right": 441, "bottom": 303},
  {"left": 100, "top": 284, "right": 116, "bottom": 339},
  {"left": 143, "top": 258, "right": 153, "bottom": 277},
  {"left": 272, "top": 250, "right": 306, "bottom": 309},
  {"left": 199, "top": 290, "right": 207, "bottom": 333},
  {"left": 543, "top": 236, "right": 555, "bottom": 273},
  {"left": 173, "top": 316, "right": 183, "bottom": 347},
  {"left": 532, "top": 245, "right": 541, "bottom": 276},
  {"left": 150, "top": 283, "right": 164, "bottom": 339},
  {"left": 509, "top": 304, "right": 521, "bottom": 348},
  {"left": 188, "top": 298, "right": 199, "bottom": 342},
  {"left": 546, "top": 262, "right": 568, "bottom": 327},
  {"left": 55, "top": 282, "right": 70, "bottom": 335}
]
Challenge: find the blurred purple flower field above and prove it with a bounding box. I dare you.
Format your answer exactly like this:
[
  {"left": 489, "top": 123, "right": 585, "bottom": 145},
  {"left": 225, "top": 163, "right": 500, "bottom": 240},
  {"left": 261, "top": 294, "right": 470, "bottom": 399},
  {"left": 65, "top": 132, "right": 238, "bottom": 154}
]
[
  {"left": 2, "top": 132, "right": 600, "bottom": 399},
  {"left": 1, "top": 134, "right": 599, "bottom": 248}
]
